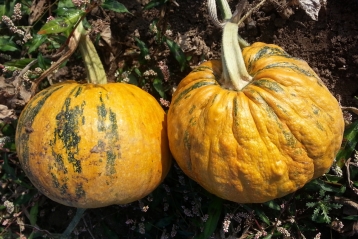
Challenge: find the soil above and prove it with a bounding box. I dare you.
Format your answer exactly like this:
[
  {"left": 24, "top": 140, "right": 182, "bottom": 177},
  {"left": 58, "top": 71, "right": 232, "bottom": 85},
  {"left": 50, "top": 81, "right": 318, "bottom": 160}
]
[{"left": 112, "top": 0, "right": 358, "bottom": 108}]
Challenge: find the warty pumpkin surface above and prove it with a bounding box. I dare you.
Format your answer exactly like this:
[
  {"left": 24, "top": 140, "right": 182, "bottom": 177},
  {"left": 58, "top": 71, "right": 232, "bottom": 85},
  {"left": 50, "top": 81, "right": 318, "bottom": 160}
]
[
  {"left": 16, "top": 81, "right": 171, "bottom": 208},
  {"left": 167, "top": 42, "right": 345, "bottom": 203}
]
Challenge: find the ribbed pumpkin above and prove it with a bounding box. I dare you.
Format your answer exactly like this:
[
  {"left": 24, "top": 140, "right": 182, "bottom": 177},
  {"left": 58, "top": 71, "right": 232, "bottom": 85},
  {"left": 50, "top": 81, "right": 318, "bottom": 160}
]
[
  {"left": 167, "top": 0, "right": 344, "bottom": 203},
  {"left": 15, "top": 23, "right": 171, "bottom": 208}
]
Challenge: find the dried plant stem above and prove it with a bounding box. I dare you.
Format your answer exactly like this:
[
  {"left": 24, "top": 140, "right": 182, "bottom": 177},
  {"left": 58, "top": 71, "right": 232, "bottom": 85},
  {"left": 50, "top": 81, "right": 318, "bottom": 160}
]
[
  {"left": 333, "top": 196, "right": 358, "bottom": 210},
  {"left": 237, "top": 0, "right": 268, "bottom": 26},
  {"left": 342, "top": 106, "right": 358, "bottom": 115},
  {"left": 29, "top": 23, "right": 83, "bottom": 97}
]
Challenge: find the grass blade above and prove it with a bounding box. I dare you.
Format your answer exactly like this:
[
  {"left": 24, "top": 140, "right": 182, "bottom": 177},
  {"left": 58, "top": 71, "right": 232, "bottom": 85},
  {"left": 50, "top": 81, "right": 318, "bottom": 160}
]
[{"left": 195, "top": 195, "right": 223, "bottom": 239}]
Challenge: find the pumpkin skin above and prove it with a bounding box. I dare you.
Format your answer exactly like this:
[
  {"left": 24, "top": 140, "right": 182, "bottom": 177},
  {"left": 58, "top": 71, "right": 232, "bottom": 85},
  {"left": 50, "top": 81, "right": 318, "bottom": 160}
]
[
  {"left": 167, "top": 42, "right": 344, "bottom": 203},
  {"left": 16, "top": 81, "right": 171, "bottom": 208}
]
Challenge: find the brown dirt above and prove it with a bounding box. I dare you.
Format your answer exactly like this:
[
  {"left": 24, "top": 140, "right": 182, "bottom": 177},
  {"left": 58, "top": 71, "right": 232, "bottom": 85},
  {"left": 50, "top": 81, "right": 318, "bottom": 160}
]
[{"left": 111, "top": 0, "right": 358, "bottom": 108}]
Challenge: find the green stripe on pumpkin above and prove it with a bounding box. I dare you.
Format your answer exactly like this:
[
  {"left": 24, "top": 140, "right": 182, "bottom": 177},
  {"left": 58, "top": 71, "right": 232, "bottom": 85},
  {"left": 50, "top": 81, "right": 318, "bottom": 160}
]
[
  {"left": 183, "top": 130, "right": 191, "bottom": 150},
  {"left": 311, "top": 105, "right": 320, "bottom": 115},
  {"left": 60, "top": 183, "right": 68, "bottom": 196},
  {"left": 191, "top": 65, "right": 213, "bottom": 72},
  {"left": 173, "top": 81, "right": 215, "bottom": 105},
  {"left": 51, "top": 172, "right": 60, "bottom": 189},
  {"left": 54, "top": 94, "right": 84, "bottom": 173},
  {"left": 251, "top": 79, "right": 284, "bottom": 92},
  {"left": 17, "top": 85, "right": 64, "bottom": 168},
  {"left": 52, "top": 151, "right": 68, "bottom": 174},
  {"left": 97, "top": 102, "right": 107, "bottom": 132},
  {"left": 106, "top": 151, "right": 117, "bottom": 175},
  {"left": 108, "top": 109, "right": 119, "bottom": 141},
  {"left": 283, "top": 131, "right": 296, "bottom": 147},
  {"left": 247, "top": 46, "right": 292, "bottom": 71},
  {"left": 189, "top": 105, "right": 196, "bottom": 114},
  {"left": 75, "top": 184, "right": 86, "bottom": 199},
  {"left": 233, "top": 97, "right": 239, "bottom": 124},
  {"left": 74, "top": 86, "right": 83, "bottom": 97},
  {"left": 189, "top": 117, "right": 197, "bottom": 126},
  {"left": 255, "top": 62, "right": 320, "bottom": 80}
]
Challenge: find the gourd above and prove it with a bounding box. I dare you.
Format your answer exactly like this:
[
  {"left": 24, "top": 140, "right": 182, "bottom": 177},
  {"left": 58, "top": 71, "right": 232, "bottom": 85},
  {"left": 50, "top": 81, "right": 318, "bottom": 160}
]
[
  {"left": 167, "top": 0, "right": 344, "bottom": 203},
  {"left": 15, "top": 22, "right": 171, "bottom": 208}
]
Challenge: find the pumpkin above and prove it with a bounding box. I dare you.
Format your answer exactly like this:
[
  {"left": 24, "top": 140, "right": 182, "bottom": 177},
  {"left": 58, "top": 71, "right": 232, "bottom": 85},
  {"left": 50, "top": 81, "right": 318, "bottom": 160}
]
[
  {"left": 167, "top": 0, "right": 344, "bottom": 203},
  {"left": 15, "top": 23, "right": 171, "bottom": 208}
]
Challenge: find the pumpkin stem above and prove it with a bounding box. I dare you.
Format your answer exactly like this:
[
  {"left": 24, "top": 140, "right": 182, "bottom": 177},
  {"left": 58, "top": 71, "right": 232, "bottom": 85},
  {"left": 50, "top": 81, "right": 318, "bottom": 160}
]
[
  {"left": 218, "top": 0, "right": 252, "bottom": 91},
  {"left": 208, "top": 0, "right": 232, "bottom": 28},
  {"left": 221, "top": 21, "right": 252, "bottom": 90},
  {"left": 77, "top": 22, "right": 107, "bottom": 84}
]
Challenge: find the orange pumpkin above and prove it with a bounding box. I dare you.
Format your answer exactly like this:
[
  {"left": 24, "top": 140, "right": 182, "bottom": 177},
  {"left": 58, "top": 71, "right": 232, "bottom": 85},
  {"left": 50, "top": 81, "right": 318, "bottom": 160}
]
[
  {"left": 16, "top": 81, "right": 171, "bottom": 208},
  {"left": 15, "top": 23, "right": 171, "bottom": 208},
  {"left": 167, "top": 1, "right": 344, "bottom": 203}
]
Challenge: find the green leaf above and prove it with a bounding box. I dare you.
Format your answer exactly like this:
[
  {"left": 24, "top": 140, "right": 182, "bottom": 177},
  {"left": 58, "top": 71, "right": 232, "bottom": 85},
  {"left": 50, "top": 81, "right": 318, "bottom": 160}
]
[
  {"left": 263, "top": 200, "right": 281, "bottom": 211},
  {"left": 330, "top": 203, "right": 342, "bottom": 209},
  {"left": 14, "top": 193, "right": 34, "bottom": 205},
  {"left": 0, "top": 36, "right": 19, "bottom": 52},
  {"left": 1, "top": 123, "right": 15, "bottom": 136},
  {"left": 3, "top": 141, "right": 16, "bottom": 152},
  {"left": 312, "top": 207, "right": 319, "bottom": 219},
  {"left": 58, "top": 0, "right": 76, "bottom": 9},
  {"left": 0, "top": 4, "right": 6, "bottom": 17},
  {"left": 47, "top": 36, "right": 65, "bottom": 49},
  {"left": 165, "top": 38, "right": 187, "bottom": 72},
  {"left": 4, "top": 58, "right": 34, "bottom": 68},
  {"left": 127, "top": 73, "right": 138, "bottom": 86},
  {"left": 61, "top": 208, "right": 87, "bottom": 238},
  {"left": 27, "top": 34, "right": 47, "bottom": 54},
  {"left": 343, "top": 215, "right": 358, "bottom": 220},
  {"left": 134, "top": 68, "right": 142, "bottom": 77},
  {"left": 38, "top": 11, "right": 84, "bottom": 35},
  {"left": 100, "top": 222, "right": 118, "bottom": 239},
  {"left": 135, "top": 37, "right": 150, "bottom": 61},
  {"left": 153, "top": 78, "right": 165, "bottom": 98},
  {"left": 195, "top": 195, "right": 223, "bottom": 239},
  {"left": 0, "top": 0, "right": 13, "bottom": 18},
  {"left": 2, "top": 152, "right": 15, "bottom": 178},
  {"left": 155, "top": 216, "right": 174, "bottom": 228},
  {"left": 37, "top": 54, "right": 46, "bottom": 69},
  {"left": 325, "top": 174, "right": 343, "bottom": 183},
  {"left": 304, "top": 179, "right": 345, "bottom": 194},
  {"left": 254, "top": 207, "right": 270, "bottom": 226},
  {"left": 242, "top": 204, "right": 271, "bottom": 226},
  {"left": 143, "top": 0, "right": 168, "bottom": 10},
  {"left": 336, "top": 120, "right": 358, "bottom": 167},
  {"left": 321, "top": 211, "right": 331, "bottom": 223},
  {"left": 102, "top": 0, "right": 131, "bottom": 14},
  {"left": 29, "top": 202, "right": 39, "bottom": 225},
  {"left": 55, "top": 7, "right": 78, "bottom": 16}
]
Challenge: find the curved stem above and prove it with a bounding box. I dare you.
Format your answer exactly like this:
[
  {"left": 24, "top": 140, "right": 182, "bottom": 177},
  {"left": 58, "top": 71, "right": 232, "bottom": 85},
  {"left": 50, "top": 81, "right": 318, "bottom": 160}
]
[
  {"left": 208, "top": 0, "right": 254, "bottom": 91},
  {"left": 207, "top": 0, "right": 232, "bottom": 28},
  {"left": 31, "top": 20, "right": 107, "bottom": 98},
  {"left": 237, "top": 0, "right": 268, "bottom": 27},
  {"left": 238, "top": 36, "right": 250, "bottom": 48},
  {"left": 208, "top": 0, "right": 224, "bottom": 28},
  {"left": 77, "top": 22, "right": 107, "bottom": 84},
  {"left": 217, "top": 0, "right": 232, "bottom": 20},
  {"left": 221, "top": 20, "right": 252, "bottom": 90}
]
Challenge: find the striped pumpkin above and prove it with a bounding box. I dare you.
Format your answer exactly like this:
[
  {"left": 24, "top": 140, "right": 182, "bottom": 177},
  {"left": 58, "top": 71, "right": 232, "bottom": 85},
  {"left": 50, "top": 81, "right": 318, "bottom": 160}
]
[
  {"left": 16, "top": 81, "right": 171, "bottom": 208},
  {"left": 167, "top": 39, "right": 344, "bottom": 202}
]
